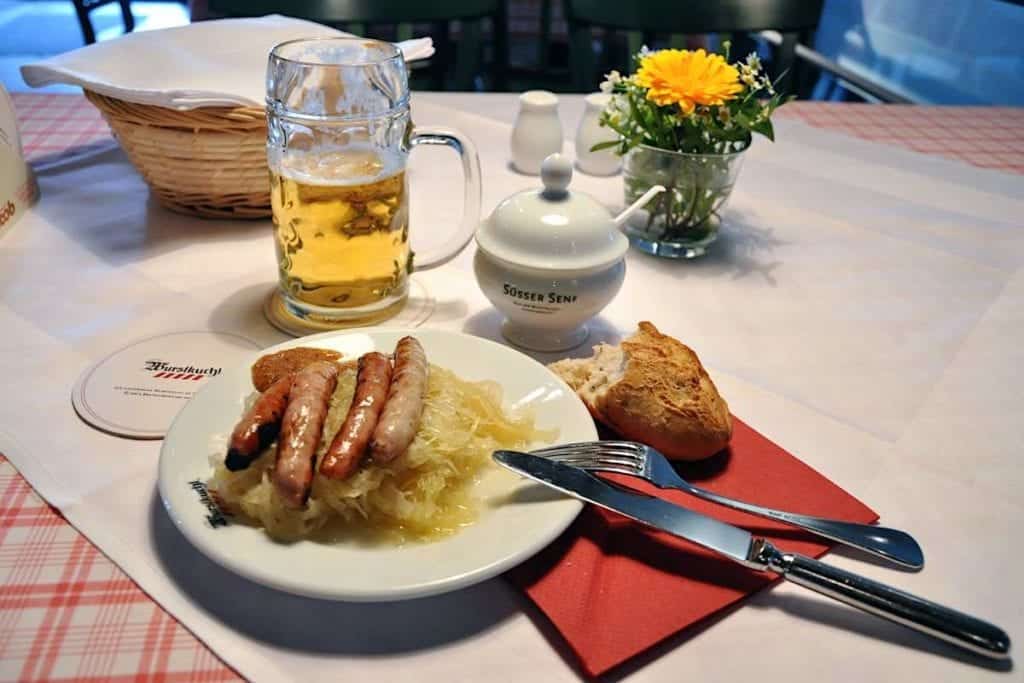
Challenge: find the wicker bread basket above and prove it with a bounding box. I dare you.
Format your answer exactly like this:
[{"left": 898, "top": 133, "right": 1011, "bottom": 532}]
[{"left": 84, "top": 90, "right": 271, "bottom": 219}]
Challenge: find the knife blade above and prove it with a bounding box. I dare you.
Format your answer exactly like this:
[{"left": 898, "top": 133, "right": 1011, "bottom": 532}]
[
  {"left": 493, "top": 448, "right": 761, "bottom": 568},
  {"left": 494, "top": 450, "right": 1011, "bottom": 659}
]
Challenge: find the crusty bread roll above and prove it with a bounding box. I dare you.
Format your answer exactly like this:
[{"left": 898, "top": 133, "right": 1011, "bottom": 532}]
[
  {"left": 548, "top": 322, "right": 732, "bottom": 461},
  {"left": 251, "top": 347, "right": 343, "bottom": 392}
]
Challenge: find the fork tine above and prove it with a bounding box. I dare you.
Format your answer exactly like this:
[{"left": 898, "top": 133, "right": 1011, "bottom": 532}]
[
  {"left": 530, "top": 443, "right": 592, "bottom": 454},
  {"left": 537, "top": 448, "right": 645, "bottom": 467},
  {"left": 540, "top": 450, "right": 643, "bottom": 466},
  {"left": 538, "top": 458, "right": 641, "bottom": 477},
  {"left": 588, "top": 441, "right": 646, "bottom": 451},
  {"left": 533, "top": 443, "right": 644, "bottom": 459},
  {"left": 543, "top": 454, "right": 642, "bottom": 470},
  {"left": 574, "top": 463, "right": 640, "bottom": 477},
  {"left": 542, "top": 451, "right": 636, "bottom": 461},
  {"left": 532, "top": 440, "right": 644, "bottom": 454},
  {"left": 536, "top": 448, "right": 639, "bottom": 461}
]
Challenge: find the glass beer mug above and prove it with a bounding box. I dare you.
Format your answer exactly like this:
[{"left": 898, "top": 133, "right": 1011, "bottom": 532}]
[{"left": 265, "top": 38, "right": 481, "bottom": 332}]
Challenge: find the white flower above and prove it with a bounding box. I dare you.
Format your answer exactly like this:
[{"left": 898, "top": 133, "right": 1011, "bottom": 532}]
[
  {"left": 738, "top": 52, "right": 769, "bottom": 89},
  {"left": 638, "top": 44, "right": 653, "bottom": 58},
  {"left": 599, "top": 69, "right": 623, "bottom": 93},
  {"left": 738, "top": 58, "right": 761, "bottom": 87},
  {"left": 604, "top": 94, "right": 629, "bottom": 126}
]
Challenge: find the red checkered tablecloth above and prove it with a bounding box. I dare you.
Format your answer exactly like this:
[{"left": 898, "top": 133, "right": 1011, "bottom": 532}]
[
  {"left": 2, "top": 93, "right": 1023, "bottom": 683},
  {"left": 0, "top": 455, "right": 241, "bottom": 682},
  {"left": 780, "top": 102, "right": 1024, "bottom": 174},
  {"left": 10, "top": 93, "right": 1024, "bottom": 175},
  {"left": 10, "top": 94, "right": 114, "bottom": 166}
]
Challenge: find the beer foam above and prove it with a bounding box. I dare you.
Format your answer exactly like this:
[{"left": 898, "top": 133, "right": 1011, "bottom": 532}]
[{"left": 277, "top": 144, "right": 405, "bottom": 186}]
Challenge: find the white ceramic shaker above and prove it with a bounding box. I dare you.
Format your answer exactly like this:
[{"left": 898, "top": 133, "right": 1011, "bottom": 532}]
[
  {"left": 574, "top": 92, "right": 621, "bottom": 176},
  {"left": 510, "top": 90, "right": 563, "bottom": 175}
]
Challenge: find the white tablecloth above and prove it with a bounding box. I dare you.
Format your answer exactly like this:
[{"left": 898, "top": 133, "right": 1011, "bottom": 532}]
[{"left": 1, "top": 93, "right": 1022, "bottom": 681}]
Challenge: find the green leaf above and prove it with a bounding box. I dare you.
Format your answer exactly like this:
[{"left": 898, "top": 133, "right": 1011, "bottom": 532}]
[
  {"left": 589, "top": 140, "right": 621, "bottom": 152},
  {"left": 751, "top": 117, "right": 774, "bottom": 142}
]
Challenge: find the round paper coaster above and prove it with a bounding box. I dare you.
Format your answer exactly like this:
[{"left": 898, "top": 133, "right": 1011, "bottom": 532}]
[
  {"left": 263, "top": 276, "right": 436, "bottom": 337},
  {"left": 72, "top": 331, "right": 260, "bottom": 440}
]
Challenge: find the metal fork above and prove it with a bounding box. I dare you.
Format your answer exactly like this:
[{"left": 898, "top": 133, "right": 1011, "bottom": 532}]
[{"left": 533, "top": 441, "right": 924, "bottom": 570}]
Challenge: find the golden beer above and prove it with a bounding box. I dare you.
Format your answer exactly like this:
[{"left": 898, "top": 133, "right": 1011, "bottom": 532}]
[
  {"left": 270, "top": 147, "right": 410, "bottom": 317},
  {"left": 264, "top": 39, "right": 480, "bottom": 334}
]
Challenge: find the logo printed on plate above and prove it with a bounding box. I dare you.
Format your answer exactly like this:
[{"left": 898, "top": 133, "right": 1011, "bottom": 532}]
[
  {"left": 188, "top": 479, "right": 231, "bottom": 528},
  {"left": 72, "top": 331, "right": 260, "bottom": 440}
]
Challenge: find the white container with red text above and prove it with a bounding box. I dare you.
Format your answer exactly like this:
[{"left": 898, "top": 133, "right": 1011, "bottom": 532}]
[{"left": 0, "top": 84, "right": 38, "bottom": 237}]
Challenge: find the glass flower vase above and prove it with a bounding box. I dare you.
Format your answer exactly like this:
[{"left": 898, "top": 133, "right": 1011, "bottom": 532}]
[{"left": 621, "top": 142, "right": 748, "bottom": 258}]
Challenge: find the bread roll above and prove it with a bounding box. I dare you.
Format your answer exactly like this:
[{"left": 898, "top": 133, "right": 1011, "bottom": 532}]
[
  {"left": 548, "top": 322, "right": 731, "bottom": 460},
  {"left": 251, "top": 347, "right": 343, "bottom": 391}
]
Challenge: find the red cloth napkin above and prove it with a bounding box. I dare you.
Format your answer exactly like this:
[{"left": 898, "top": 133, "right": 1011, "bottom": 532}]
[{"left": 508, "top": 417, "right": 878, "bottom": 677}]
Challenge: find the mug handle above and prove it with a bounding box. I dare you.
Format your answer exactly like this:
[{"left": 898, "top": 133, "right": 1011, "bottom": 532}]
[{"left": 408, "top": 127, "right": 482, "bottom": 270}]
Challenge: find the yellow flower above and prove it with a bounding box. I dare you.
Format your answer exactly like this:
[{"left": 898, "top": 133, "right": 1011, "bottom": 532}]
[{"left": 635, "top": 49, "right": 743, "bottom": 114}]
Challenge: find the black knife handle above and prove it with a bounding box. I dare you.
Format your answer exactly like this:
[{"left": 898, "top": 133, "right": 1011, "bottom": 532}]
[{"left": 757, "top": 542, "right": 1010, "bottom": 659}]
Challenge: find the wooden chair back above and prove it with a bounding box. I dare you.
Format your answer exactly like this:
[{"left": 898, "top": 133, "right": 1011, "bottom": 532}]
[
  {"left": 206, "top": 0, "right": 504, "bottom": 90},
  {"left": 565, "top": 0, "right": 824, "bottom": 94}
]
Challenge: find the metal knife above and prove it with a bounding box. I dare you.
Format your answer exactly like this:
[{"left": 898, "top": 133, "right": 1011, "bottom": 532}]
[{"left": 494, "top": 450, "right": 1011, "bottom": 660}]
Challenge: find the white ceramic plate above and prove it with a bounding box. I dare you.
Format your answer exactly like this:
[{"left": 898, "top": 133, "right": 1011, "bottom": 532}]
[{"left": 158, "top": 328, "right": 595, "bottom": 602}]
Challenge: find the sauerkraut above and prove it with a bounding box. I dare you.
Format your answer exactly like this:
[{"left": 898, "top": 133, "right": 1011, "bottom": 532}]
[{"left": 209, "top": 363, "right": 555, "bottom": 542}]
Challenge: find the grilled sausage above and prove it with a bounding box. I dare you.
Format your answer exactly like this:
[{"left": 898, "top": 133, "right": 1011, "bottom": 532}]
[
  {"left": 272, "top": 361, "right": 339, "bottom": 508},
  {"left": 369, "top": 337, "right": 428, "bottom": 463},
  {"left": 319, "top": 352, "right": 393, "bottom": 480},
  {"left": 224, "top": 374, "right": 292, "bottom": 471}
]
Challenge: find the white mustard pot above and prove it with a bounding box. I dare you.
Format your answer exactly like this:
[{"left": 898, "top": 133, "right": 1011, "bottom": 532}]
[{"left": 474, "top": 154, "right": 664, "bottom": 352}]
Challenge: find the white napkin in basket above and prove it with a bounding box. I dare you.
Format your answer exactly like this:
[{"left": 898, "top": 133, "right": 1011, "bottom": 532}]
[{"left": 20, "top": 15, "right": 434, "bottom": 109}]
